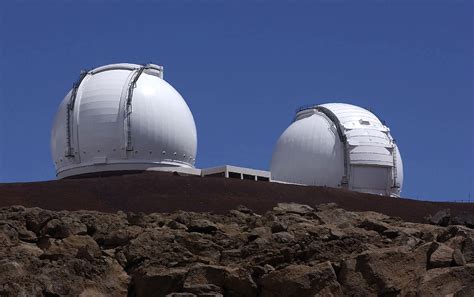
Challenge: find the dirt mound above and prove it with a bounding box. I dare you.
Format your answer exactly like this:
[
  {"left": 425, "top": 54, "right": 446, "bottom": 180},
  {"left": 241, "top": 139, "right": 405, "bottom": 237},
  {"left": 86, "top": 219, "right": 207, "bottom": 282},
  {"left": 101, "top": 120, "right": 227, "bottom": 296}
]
[
  {"left": 0, "top": 172, "right": 473, "bottom": 223},
  {"left": 1, "top": 203, "right": 473, "bottom": 296}
]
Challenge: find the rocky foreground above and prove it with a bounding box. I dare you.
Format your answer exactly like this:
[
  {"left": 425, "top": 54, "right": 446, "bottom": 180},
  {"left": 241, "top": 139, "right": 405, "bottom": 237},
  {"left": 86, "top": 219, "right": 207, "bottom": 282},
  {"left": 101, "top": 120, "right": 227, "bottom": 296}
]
[{"left": 1, "top": 203, "right": 473, "bottom": 297}]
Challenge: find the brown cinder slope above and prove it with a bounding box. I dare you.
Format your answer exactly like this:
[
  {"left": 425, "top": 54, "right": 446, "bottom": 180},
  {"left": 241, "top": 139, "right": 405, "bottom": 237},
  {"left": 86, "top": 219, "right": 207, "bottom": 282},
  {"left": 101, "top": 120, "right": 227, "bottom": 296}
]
[{"left": 0, "top": 171, "right": 472, "bottom": 222}]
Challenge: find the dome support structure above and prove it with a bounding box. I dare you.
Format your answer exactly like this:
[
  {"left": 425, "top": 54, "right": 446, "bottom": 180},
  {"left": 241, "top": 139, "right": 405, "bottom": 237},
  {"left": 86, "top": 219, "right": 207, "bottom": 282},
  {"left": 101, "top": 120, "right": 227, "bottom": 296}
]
[
  {"left": 125, "top": 64, "right": 148, "bottom": 152},
  {"left": 314, "top": 106, "right": 350, "bottom": 188},
  {"left": 123, "top": 63, "right": 164, "bottom": 152},
  {"left": 65, "top": 70, "right": 89, "bottom": 158},
  {"left": 392, "top": 143, "right": 399, "bottom": 190}
]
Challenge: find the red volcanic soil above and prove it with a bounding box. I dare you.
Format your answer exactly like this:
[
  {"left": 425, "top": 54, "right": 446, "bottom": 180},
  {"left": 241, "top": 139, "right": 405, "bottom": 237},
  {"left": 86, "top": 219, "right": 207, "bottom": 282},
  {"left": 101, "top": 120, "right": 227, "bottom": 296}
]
[{"left": 0, "top": 171, "right": 472, "bottom": 223}]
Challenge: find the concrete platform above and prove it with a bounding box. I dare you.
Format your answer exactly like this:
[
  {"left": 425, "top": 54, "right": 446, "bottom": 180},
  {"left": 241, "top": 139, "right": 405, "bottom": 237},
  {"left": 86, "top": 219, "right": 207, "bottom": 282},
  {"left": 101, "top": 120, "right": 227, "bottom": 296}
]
[{"left": 201, "top": 165, "right": 270, "bottom": 181}]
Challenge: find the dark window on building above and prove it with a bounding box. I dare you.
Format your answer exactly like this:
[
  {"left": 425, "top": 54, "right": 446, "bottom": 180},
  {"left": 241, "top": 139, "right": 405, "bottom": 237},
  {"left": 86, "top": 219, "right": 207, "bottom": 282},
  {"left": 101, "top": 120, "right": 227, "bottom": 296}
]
[
  {"left": 228, "top": 172, "right": 241, "bottom": 179},
  {"left": 205, "top": 172, "right": 225, "bottom": 178},
  {"left": 243, "top": 174, "right": 255, "bottom": 180}
]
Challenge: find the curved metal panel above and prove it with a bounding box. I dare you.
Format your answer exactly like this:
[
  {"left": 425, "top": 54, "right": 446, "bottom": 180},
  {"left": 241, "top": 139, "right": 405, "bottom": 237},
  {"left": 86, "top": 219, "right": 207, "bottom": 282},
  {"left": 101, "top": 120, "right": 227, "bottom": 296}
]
[{"left": 270, "top": 112, "right": 345, "bottom": 187}]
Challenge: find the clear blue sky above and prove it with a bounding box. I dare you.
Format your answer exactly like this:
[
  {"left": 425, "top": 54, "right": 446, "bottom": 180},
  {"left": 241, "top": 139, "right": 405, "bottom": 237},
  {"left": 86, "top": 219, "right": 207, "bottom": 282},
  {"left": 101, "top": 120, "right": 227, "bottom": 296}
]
[{"left": 0, "top": 1, "right": 472, "bottom": 201}]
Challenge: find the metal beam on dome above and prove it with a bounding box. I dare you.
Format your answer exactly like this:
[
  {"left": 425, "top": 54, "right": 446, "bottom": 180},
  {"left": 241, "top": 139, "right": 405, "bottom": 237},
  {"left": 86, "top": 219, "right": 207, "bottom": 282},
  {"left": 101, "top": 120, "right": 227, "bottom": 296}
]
[
  {"left": 124, "top": 64, "right": 164, "bottom": 152},
  {"left": 125, "top": 64, "right": 148, "bottom": 151},
  {"left": 65, "top": 70, "right": 88, "bottom": 158},
  {"left": 314, "top": 106, "right": 350, "bottom": 188}
]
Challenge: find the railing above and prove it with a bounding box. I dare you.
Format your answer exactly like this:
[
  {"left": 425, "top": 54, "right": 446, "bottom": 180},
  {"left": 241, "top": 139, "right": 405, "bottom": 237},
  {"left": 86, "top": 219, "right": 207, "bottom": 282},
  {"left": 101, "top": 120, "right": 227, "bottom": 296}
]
[{"left": 409, "top": 197, "right": 472, "bottom": 203}]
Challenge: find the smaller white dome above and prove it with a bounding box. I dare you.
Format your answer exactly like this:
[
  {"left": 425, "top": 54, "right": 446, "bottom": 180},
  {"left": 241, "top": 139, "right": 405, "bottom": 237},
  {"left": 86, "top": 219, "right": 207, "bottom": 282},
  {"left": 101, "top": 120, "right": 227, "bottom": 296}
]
[{"left": 270, "top": 103, "right": 403, "bottom": 197}]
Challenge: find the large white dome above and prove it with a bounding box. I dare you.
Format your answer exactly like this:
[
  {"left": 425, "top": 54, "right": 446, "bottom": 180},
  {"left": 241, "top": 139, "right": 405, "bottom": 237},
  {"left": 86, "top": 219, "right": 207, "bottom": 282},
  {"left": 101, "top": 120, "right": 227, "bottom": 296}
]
[
  {"left": 270, "top": 103, "right": 403, "bottom": 197},
  {"left": 51, "top": 63, "right": 197, "bottom": 178}
]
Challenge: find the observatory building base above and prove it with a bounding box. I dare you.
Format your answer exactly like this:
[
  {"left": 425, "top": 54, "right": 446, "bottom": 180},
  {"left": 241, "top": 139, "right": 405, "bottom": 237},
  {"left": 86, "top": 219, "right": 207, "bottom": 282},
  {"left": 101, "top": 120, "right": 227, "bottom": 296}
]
[
  {"left": 58, "top": 163, "right": 270, "bottom": 182},
  {"left": 201, "top": 165, "right": 270, "bottom": 181},
  {"left": 57, "top": 162, "right": 195, "bottom": 179}
]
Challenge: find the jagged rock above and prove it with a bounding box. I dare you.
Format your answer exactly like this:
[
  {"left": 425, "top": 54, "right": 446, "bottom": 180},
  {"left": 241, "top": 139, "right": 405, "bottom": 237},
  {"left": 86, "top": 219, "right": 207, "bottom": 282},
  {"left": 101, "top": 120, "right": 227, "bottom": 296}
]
[
  {"left": 263, "top": 264, "right": 275, "bottom": 273},
  {"left": 168, "top": 220, "right": 188, "bottom": 230},
  {"left": 124, "top": 230, "right": 195, "bottom": 269},
  {"left": 428, "top": 208, "right": 451, "bottom": 226},
  {"left": 429, "top": 243, "right": 454, "bottom": 268},
  {"left": 272, "top": 231, "right": 294, "bottom": 243},
  {"left": 382, "top": 228, "right": 400, "bottom": 239},
  {"left": 259, "top": 261, "right": 342, "bottom": 297},
  {"left": 127, "top": 212, "right": 148, "bottom": 227},
  {"left": 79, "top": 212, "right": 129, "bottom": 240},
  {"left": 437, "top": 225, "right": 471, "bottom": 243},
  {"left": 328, "top": 227, "right": 345, "bottom": 240},
  {"left": 454, "top": 284, "right": 474, "bottom": 297},
  {"left": 358, "top": 219, "right": 389, "bottom": 233},
  {"left": 453, "top": 249, "right": 466, "bottom": 266},
  {"left": 100, "top": 257, "right": 131, "bottom": 294},
  {"left": 358, "top": 211, "right": 391, "bottom": 222},
  {"left": 184, "top": 264, "right": 257, "bottom": 297},
  {"left": 417, "top": 264, "right": 474, "bottom": 296},
  {"left": 24, "top": 208, "right": 56, "bottom": 233},
  {"left": 0, "top": 223, "right": 19, "bottom": 246},
  {"left": 174, "top": 212, "right": 193, "bottom": 225},
  {"left": 236, "top": 205, "right": 255, "bottom": 214},
  {"left": 11, "top": 241, "right": 44, "bottom": 258},
  {"left": 187, "top": 219, "right": 218, "bottom": 234},
  {"left": 1, "top": 250, "right": 128, "bottom": 296},
  {"left": 40, "top": 218, "right": 70, "bottom": 238},
  {"left": 18, "top": 228, "right": 37, "bottom": 242},
  {"left": 405, "top": 236, "right": 421, "bottom": 248},
  {"left": 315, "top": 207, "right": 359, "bottom": 226},
  {"left": 274, "top": 203, "right": 314, "bottom": 215},
  {"left": 100, "top": 225, "right": 142, "bottom": 248},
  {"left": 462, "top": 237, "right": 473, "bottom": 262},
  {"left": 174, "top": 232, "right": 222, "bottom": 264},
  {"left": 403, "top": 222, "right": 445, "bottom": 241},
  {"left": 183, "top": 283, "right": 222, "bottom": 295},
  {"left": 40, "top": 217, "right": 88, "bottom": 239},
  {"left": 247, "top": 226, "right": 271, "bottom": 242},
  {"left": 270, "top": 221, "right": 287, "bottom": 233},
  {"left": 444, "top": 235, "right": 466, "bottom": 254},
  {"left": 0, "top": 217, "right": 39, "bottom": 244},
  {"left": 221, "top": 248, "right": 241, "bottom": 259},
  {"left": 451, "top": 212, "right": 474, "bottom": 228},
  {"left": 40, "top": 235, "right": 101, "bottom": 260},
  {"left": 340, "top": 246, "right": 429, "bottom": 295},
  {"left": 0, "top": 261, "right": 24, "bottom": 280},
  {"left": 130, "top": 266, "right": 188, "bottom": 297},
  {"left": 338, "top": 258, "right": 373, "bottom": 296}
]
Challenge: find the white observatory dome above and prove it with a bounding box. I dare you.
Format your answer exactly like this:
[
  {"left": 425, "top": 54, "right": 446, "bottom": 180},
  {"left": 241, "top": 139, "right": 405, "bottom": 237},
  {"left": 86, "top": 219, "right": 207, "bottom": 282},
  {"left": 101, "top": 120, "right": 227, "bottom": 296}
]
[
  {"left": 51, "top": 63, "right": 197, "bottom": 178},
  {"left": 270, "top": 103, "right": 403, "bottom": 197}
]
